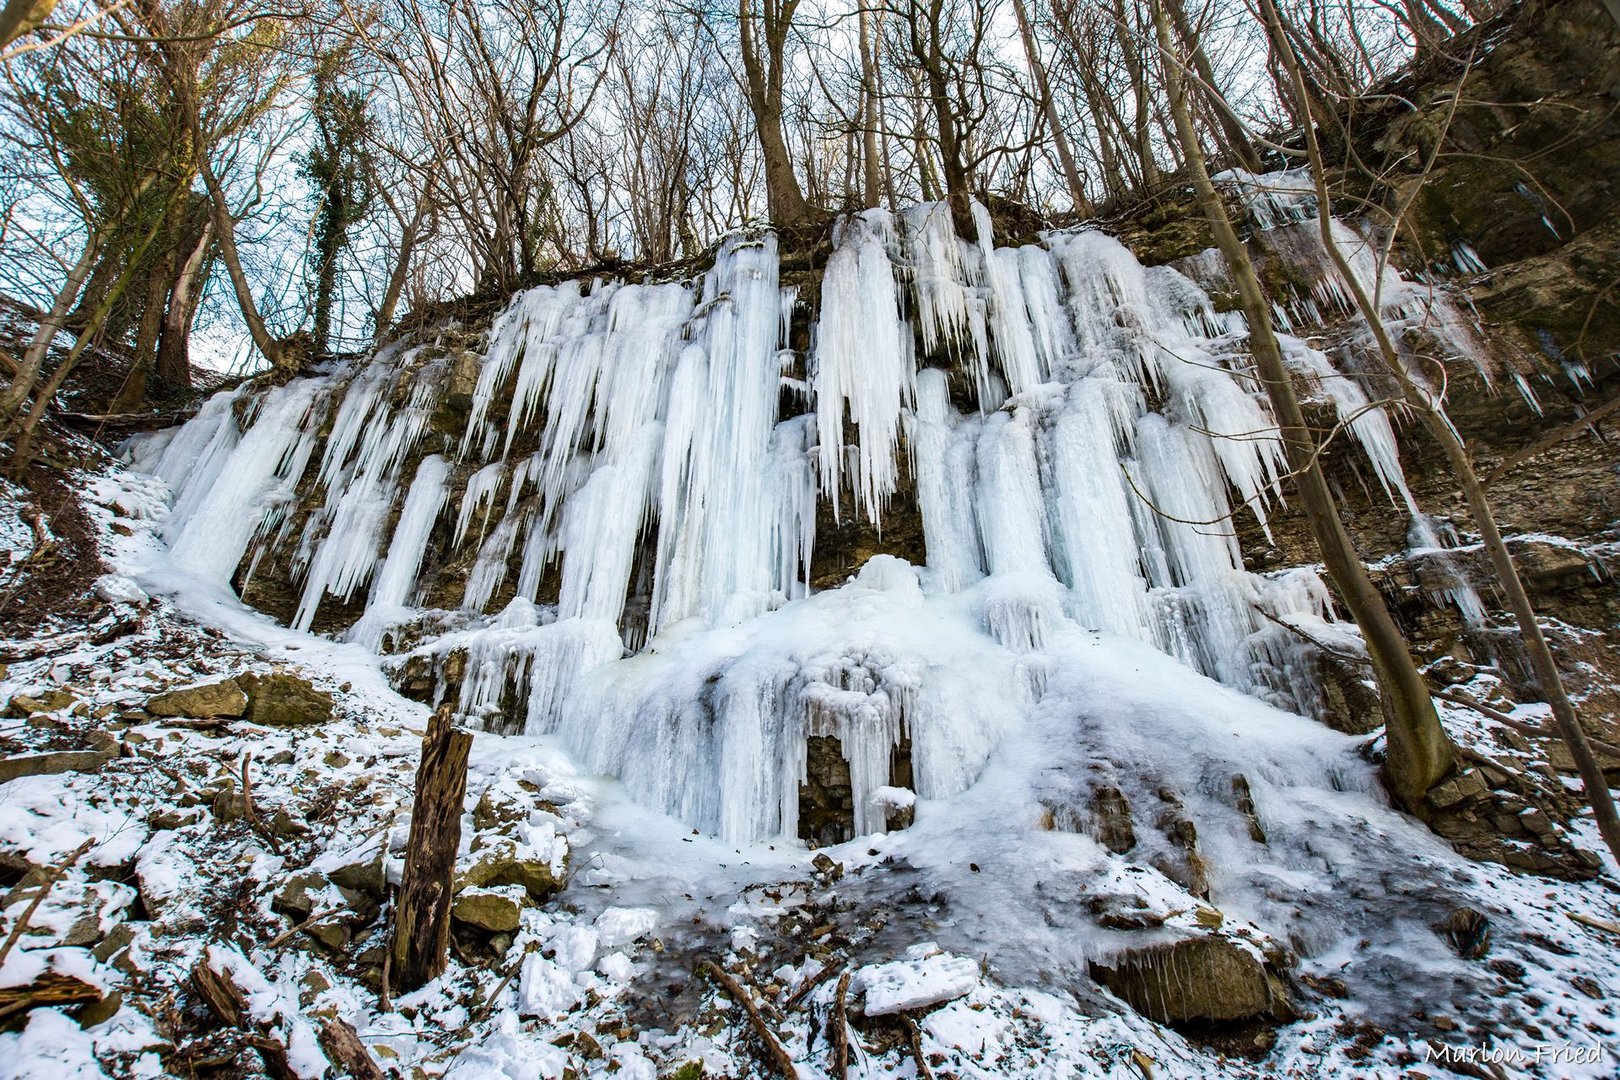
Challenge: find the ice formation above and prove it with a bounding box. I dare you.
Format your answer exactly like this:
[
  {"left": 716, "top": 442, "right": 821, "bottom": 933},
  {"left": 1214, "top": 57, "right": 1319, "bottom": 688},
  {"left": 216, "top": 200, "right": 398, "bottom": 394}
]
[{"left": 132, "top": 199, "right": 1456, "bottom": 844}]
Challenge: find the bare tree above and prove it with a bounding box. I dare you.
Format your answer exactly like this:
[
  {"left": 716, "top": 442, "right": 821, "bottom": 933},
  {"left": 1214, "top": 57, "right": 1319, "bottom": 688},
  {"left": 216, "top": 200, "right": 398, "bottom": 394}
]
[
  {"left": 1256, "top": 0, "right": 1620, "bottom": 865},
  {"left": 1150, "top": 0, "right": 1456, "bottom": 811},
  {"left": 737, "top": 0, "right": 814, "bottom": 226}
]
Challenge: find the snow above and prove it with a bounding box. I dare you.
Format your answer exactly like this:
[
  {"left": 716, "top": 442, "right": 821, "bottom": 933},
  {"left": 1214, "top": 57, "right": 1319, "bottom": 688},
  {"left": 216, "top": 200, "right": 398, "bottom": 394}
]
[
  {"left": 594, "top": 906, "right": 659, "bottom": 948},
  {"left": 855, "top": 950, "right": 980, "bottom": 1015}
]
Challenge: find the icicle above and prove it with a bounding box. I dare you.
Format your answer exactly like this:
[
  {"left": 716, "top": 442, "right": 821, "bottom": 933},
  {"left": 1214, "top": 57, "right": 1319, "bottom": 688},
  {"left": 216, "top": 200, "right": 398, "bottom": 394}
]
[
  {"left": 910, "top": 370, "right": 985, "bottom": 593},
  {"left": 167, "top": 380, "right": 327, "bottom": 584},
  {"left": 973, "top": 202, "right": 1047, "bottom": 396},
  {"left": 454, "top": 462, "right": 508, "bottom": 550},
  {"left": 900, "top": 202, "right": 994, "bottom": 406},
  {"left": 1409, "top": 515, "right": 1488, "bottom": 626},
  {"left": 973, "top": 409, "right": 1050, "bottom": 577},
  {"left": 812, "top": 210, "right": 913, "bottom": 523},
  {"left": 370, "top": 455, "right": 451, "bottom": 610}
]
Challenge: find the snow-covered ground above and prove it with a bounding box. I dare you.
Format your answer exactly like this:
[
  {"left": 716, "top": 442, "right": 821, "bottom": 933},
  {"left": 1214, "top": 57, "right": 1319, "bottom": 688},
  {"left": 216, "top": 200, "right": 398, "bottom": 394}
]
[{"left": 0, "top": 452, "right": 1615, "bottom": 1079}]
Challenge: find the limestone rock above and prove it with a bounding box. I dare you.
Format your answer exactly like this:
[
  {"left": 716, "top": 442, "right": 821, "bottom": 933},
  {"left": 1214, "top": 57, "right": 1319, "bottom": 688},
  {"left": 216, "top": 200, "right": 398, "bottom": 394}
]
[
  {"left": 0, "top": 750, "right": 113, "bottom": 784},
  {"left": 452, "top": 886, "right": 524, "bottom": 933},
  {"left": 1088, "top": 785, "right": 1136, "bottom": 854},
  {"left": 146, "top": 679, "right": 247, "bottom": 719},
  {"left": 1091, "top": 934, "right": 1295, "bottom": 1026},
  {"left": 6, "top": 689, "right": 75, "bottom": 717},
  {"left": 239, "top": 671, "right": 334, "bottom": 727},
  {"left": 1426, "top": 769, "right": 1488, "bottom": 810},
  {"left": 454, "top": 837, "right": 565, "bottom": 902},
  {"left": 314, "top": 837, "right": 387, "bottom": 899},
  {"left": 272, "top": 871, "right": 330, "bottom": 921},
  {"left": 472, "top": 788, "right": 530, "bottom": 832}
]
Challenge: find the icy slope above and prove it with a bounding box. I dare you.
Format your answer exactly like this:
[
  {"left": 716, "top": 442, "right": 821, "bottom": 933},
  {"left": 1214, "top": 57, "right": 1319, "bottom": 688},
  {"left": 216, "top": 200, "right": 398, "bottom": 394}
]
[{"left": 0, "top": 465, "right": 1613, "bottom": 1078}]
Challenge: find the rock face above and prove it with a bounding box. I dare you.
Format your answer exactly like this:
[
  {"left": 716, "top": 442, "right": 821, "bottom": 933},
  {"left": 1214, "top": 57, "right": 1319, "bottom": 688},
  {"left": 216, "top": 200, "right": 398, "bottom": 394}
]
[
  {"left": 239, "top": 671, "right": 334, "bottom": 727},
  {"left": 146, "top": 678, "right": 248, "bottom": 718},
  {"left": 1091, "top": 934, "right": 1295, "bottom": 1026}
]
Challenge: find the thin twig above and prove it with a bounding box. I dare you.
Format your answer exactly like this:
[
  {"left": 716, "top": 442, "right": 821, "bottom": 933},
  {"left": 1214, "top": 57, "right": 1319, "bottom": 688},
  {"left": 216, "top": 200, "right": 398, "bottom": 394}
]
[
  {"left": 472, "top": 947, "right": 529, "bottom": 1022},
  {"left": 785, "top": 958, "right": 844, "bottom": 1011},
  {"left": 0, "top": 837, "right": 94, "bottom": 966},
  {"left": 265, "top": 907, "right": 344, "bottom": 950},
  {"left": 903, "top": 1014, "right": 935, "bottom": 1080},
  {"left": 831, "top": 971, "right": 851, "bottom": 1080},
  {"left": 240, "top": 752, "right": 281, "bottom": 855}
]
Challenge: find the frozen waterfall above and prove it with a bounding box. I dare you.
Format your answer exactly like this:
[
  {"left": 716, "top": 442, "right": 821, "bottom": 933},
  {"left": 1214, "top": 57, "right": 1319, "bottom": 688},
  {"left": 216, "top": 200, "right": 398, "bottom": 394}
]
[{"left": 131, "top": 201, "right": 1449, "bottom": 844}]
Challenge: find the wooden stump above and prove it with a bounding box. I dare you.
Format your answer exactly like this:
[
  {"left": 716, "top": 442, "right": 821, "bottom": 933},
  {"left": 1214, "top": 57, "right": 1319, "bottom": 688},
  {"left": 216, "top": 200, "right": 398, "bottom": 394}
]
[
  {"left": 318, "top": 1015, "right": 387, "bottom": 1080},
  {"left": 390, "top": 704, "right": 472, "bottom": 993}
]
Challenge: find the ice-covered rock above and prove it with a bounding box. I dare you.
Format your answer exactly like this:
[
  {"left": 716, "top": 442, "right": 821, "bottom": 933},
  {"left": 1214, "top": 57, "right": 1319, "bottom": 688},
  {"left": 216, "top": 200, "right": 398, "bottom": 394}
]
[{"left": 855, "top": 949, "right": 980, "bottom": 1016}]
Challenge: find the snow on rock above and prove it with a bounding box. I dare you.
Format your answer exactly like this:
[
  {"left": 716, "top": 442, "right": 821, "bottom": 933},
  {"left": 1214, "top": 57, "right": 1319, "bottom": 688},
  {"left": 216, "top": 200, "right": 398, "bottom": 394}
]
[
  {"left": 517, "top": 954, "right": 581, "bottom": 1019},
  {"left": 855, "top": 947, "right": 981, "bottom": 1016},
  {"left": 593, "top": 906, "right": 659, "bottom": 949},
  {"left": 92, "top": 574, "right": 147, "bottom": 606}
]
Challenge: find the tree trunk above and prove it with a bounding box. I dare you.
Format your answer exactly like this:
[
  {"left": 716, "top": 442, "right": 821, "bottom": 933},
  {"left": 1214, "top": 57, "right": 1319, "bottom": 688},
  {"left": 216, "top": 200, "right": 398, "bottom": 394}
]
[
  {"left": 0, "top": 229, "right": 102, "bottom": 425},
  {"left": 199, "top": 157, "right": 287, "bottom": 370},
  {"left": 1151, "top": 0, "right": 1454, "bottom": 811},
  {"left": 374, "top": 197, "right": 427, "bottom": 342},
  {"left": 156, "top": 216, "right": 212, "bottom": 387},
  {"left": 1011, "top": 0, "right": 1091, "bottom": 215},
  {"left": 1257, "top": 0, "right": 1620, "bottom": 867},
  {"left": 739, "top": 0, "right": 812, "bottom": 226},
  {"left": 858, "top": 3, "right": 883, "bottom": 208},
  {"left": 1162, "top": 0, "right": 1263, "bottom": 173},
  {"left": 0, "top": 0, "right": 55, "bottom": 52},
  {"left": 1112, "top": 0, "right": 1162, "bottom": 189},
  {"left": 390, "top": 704, "right": 472, "bottom": 993}
]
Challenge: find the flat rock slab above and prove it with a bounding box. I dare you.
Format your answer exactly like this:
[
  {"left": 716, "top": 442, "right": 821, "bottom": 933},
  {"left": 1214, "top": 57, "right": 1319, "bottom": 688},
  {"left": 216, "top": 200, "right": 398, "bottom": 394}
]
[
  {"left": 0, "top": 750, "right": 114, "bottom": 784},
  {"left": 1090, "top": 933, "right": 1294, "bottom": 1025},
  {"left": 239, "top": 672, "right": 333, "bottom": 727},
  {"left": 856, "top": 951, "right": 980, "bottom": 1016}
]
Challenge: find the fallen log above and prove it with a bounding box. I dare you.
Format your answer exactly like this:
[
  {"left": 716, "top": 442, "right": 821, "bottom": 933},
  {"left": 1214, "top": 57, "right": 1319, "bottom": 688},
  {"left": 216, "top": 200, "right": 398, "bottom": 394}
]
[
  {"left": 0, "top": 972, "right": 102, "bottom": 1021},
  {"left": 190, "top": 961, "right": 298, "bottom": 1080},
  {"left": 701, "top": 961, "right": 798, "bottom": 1078},
  {"left": 317, "top": 1015, "right": 386, "bottom": 1080}
]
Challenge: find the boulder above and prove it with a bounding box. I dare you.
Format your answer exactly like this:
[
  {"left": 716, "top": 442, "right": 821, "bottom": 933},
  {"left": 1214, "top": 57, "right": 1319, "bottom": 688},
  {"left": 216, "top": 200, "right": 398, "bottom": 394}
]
[
  {"left": 472, "top": 788, "right": 531, "bottom": 832},
  {"left": 239, "top": 672, "right": 334, "bottom": 727},
  {"left": 313, "top": 837, "right": 387, "bottom": 899},
  {"left": 146, "top": 679, "right": 247, "bottom": 719},
  {"left": 1091, "top": 934, "right": 1294, "bottom": 1026},
  {"left": 452, "top": 887, "right": 524, "bottom": 933},
  {"left": 6, "top": 689, "right": 75, "bottom": 717},
  {"left": 454, "top": 837, "right": 565, "bottom": 902},
  {"left": 272, "top": 871, "right": 330, "bottom": 921}
]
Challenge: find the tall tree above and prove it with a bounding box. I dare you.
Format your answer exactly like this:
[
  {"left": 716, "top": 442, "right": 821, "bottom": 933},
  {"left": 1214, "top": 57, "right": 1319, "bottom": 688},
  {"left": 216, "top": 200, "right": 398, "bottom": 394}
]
[
  {"left": 301, "top": 52, "right": 375, "bottom": 358},
  {"left": 1150, "top": 0, "right": 1455, "bottom": 811},
  {"left": 738, "top": 0, "right": 813, "bottom": 226}
]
